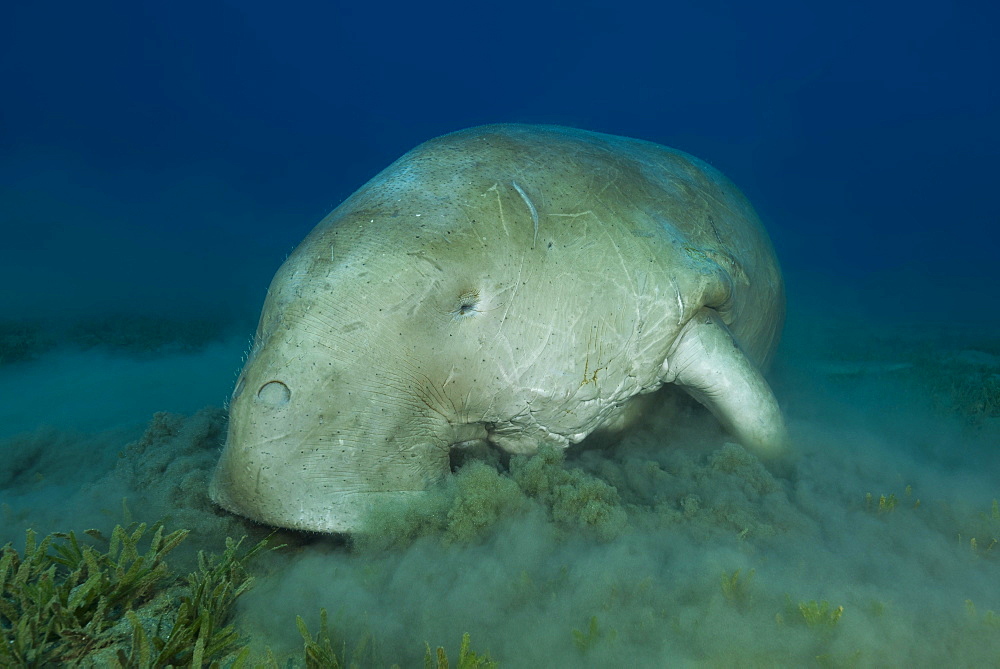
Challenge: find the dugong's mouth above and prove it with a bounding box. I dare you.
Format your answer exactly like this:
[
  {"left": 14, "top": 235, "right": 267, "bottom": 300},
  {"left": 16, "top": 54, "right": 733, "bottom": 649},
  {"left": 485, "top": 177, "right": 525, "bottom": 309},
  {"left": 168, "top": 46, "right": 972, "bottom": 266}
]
[
  {"left": 207, "top": 465, "right": 248, "bottom": 521},
  {"left": 208, "top": 429, "right": 452, "bottom": 534},
  {"left": 209, "top": 459, "right": 425, "bottom": 534}
]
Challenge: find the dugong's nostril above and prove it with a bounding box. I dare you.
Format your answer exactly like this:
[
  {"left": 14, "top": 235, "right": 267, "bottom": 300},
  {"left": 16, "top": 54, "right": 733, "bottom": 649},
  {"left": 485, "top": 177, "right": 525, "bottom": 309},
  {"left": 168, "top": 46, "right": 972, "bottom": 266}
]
[{"left": 258, "top": 380, "right": 291, "bottom": 406}]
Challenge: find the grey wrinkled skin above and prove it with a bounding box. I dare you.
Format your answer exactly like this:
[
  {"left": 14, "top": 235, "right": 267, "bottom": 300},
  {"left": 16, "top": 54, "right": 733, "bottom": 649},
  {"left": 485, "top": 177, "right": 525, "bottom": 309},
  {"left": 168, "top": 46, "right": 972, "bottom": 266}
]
[{"left": 210, "top": 124, "right": 787, "bottom": 533}]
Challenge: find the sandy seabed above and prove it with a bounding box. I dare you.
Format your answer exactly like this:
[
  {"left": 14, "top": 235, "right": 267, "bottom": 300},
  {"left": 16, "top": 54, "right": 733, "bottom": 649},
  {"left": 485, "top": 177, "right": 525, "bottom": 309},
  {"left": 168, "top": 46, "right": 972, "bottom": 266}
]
[{"left": 1, "top": 310, "right": 999, "bottom": 667}]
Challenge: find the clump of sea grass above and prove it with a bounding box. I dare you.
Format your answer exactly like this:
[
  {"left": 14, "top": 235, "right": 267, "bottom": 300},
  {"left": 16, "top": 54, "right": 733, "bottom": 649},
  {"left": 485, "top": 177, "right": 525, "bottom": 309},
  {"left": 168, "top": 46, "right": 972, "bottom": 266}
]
[
  {"left": 361, "top": 444, "right": 628, "bottom": 551},
  {"left": 117, "top": 534, "right": 274, "bottom": 668},
  {"left": 720, "top": 568, "right": 756, "bottom": 611},
  {"left": 0, "top": 522, "right": 187, "bottom": 665},
  {"left": 296, "top": 608, "right": 354, "bottom": 669},
  {"left": 572, "top": 615, "right": 617, "bottom": 654},
  {"left": 794, "top": 599, "right": 844, "bottom": 628},
  {"left": 0, "top": 521, "right": 275, "bottom": 667},
  {"left": 295, "top": 608, "right": 498, "bottom": 669},
  {"left": 423, "top": 631, "right": 498, "bottom": 668}
]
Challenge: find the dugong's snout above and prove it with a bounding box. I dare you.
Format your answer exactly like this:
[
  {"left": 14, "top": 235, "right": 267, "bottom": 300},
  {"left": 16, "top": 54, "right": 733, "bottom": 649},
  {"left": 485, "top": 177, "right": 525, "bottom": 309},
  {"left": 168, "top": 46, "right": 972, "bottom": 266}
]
[
  {"left": 209, "top": 364, "right": 452, "bottom": 533},
  {"left": 209, "top": 428, "right": 441, "bottom": 534},
  {"left": 209, "top": 437, "right": 382, "bottom": 534}
]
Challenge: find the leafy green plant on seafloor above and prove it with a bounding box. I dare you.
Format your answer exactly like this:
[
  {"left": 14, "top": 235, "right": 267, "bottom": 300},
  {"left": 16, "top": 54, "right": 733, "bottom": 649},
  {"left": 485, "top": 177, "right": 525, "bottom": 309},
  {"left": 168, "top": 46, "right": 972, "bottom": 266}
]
[
  {"left": 571, "top": 614, "right": 617, "bottom": 654},
  {"left": 864, "top": 492, "right": 898, "bottom": 514},
  {"left": 795, "top": 600, "right": 844, "bottom": 628},
  {"left": 720, "top": 568, "right": 756, "bottom": 610},
  {"left": 775, "top": 596, "right": 845, "bottom": 630},
  {"left": 116, "top": 534, "right": 275, "bottom": 668},
  {"left": 296, "top": 608, "right": 498, "bottom": 669},
  {"left": 957, "top": 498, "right": 1000, "bottom": 558},
  {"left": 0, "top": 520, "right": 274, "bottom": 668},
  {"left": 944, "top": 364, "right": 1000, "bottom": 423},
  {"left": 965, "top": 599, "right": 1000, "bottom": 628},
  {"left": 422, "top": 631, "right": 498, "bottom": 669},
  {"left": 0, "top": 522, "right": 188, "bottom": 666},
  {"left": 864, "top": 485, "right": 924, "bottom": 515},
  {"left": 3, "top": 517, "right": 500, "bottom": 667},
  {"left": 295, "top": 607, "right": 363, "bottom": 669}
]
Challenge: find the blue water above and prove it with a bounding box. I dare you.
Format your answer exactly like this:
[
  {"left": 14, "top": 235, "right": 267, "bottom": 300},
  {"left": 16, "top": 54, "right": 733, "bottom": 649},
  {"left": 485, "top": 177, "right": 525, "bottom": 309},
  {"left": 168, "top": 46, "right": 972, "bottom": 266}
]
[{"left": 2, "top": 2, "right": 998, "bottom": 665}]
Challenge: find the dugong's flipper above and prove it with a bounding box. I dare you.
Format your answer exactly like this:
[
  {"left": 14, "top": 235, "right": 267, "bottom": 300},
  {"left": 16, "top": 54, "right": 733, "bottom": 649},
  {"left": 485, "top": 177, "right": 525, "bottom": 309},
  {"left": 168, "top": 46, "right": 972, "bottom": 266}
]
[{"left": 664, "top": 309, "right": 788, "bottom": 458}]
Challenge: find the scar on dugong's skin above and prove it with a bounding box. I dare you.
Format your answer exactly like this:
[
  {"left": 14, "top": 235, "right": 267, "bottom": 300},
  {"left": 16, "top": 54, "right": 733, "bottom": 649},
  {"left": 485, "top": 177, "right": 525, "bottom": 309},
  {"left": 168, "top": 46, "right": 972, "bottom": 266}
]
[{"left": 210, "top": 124, "right": 788, "bottom": 534}]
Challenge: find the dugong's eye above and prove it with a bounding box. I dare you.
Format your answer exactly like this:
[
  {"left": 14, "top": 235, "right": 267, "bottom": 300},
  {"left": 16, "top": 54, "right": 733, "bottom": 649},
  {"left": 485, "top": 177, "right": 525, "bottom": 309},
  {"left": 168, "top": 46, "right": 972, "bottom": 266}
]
[
  {"left": 452, "top": 289, "right": 481, "bottom": 320},
  {"left": 258, "top": 380, "right": 291, "bottom": 406}
]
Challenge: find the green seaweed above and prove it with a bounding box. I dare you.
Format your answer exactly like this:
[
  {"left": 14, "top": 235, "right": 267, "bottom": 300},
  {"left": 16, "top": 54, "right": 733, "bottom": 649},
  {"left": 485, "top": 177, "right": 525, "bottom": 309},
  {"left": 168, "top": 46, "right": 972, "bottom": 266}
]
[
  {"left": 423, "top": 631, "right": 498, "bottom": 669},
  {"left": 117, "top": 534, "right": 276, "bottom": 667},
  {"left": 720, "top": 568, "right": 755, "bottom": 610},
  {"left": 864, "top": 492, "right": 898, "bottom": 514},
  {"left": 2, "top": 518, "right": 505, "bottom": 667},
  {"left": 295, "top": 608, "right": 497, "bottom": 669},
  {"left": 965, "top": 599, "right": 1000, "bottom": 629},
  {"left": 361, "top": 444, "right": 628, "bottom": 550},
  {"left": 0, "top": 522, "right": 188, "bottom": 666},
  {"left": 296, "top": 608, "right": 354, "bottom": 669},
  {"left": 795, "top": 599, "right": 844, "bottom": 628},
  {"left": 956, "top": 498, "right": 1000, "bottom": 558},
  {"left": 445, "top": 461, "right": 528, "bottom": 544},
  {"left": 0, "top": 521, "right": 277, "bottom": 668},
  {"left": 572, "top": 615, "right": 600, "bottom": 652},
  {"left": 943, "top": 366, "right": 1000, "bottom": 423},
  {"left": 571, "top": 615, "right": 617, "bottom": 654},
  {"left": 510, "top": 445, "right": 627, "bottom": 541}
]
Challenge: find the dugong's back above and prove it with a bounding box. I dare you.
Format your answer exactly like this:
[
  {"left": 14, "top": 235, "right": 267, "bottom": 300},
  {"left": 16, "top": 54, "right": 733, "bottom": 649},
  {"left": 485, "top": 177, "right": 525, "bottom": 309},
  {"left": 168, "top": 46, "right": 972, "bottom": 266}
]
[
  {"left": 211, "top": 124, "right": 787, "bottom": 534},
  {"left": 306, "top": 125, "right": 783, "bottom": 366}
]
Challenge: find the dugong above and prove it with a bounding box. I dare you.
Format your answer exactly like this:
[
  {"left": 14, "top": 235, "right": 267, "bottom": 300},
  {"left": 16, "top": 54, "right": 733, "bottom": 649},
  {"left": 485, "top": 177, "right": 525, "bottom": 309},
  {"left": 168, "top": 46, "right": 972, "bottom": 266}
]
[{"left": 210, "top": 124, "right": 787, "bottom": 533}]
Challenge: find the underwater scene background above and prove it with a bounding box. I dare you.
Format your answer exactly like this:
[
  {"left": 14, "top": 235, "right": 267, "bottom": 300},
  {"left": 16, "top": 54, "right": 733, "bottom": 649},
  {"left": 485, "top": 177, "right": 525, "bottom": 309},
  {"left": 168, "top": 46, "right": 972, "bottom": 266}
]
[{"left": 2, "top": 1, "right": 999, "bottom": 666}]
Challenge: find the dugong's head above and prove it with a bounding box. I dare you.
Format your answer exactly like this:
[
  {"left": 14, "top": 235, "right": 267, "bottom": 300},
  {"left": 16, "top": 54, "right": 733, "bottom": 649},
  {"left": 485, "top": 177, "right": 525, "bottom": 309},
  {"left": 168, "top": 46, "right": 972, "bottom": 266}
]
[
  {"left": 210, "top": 133, "right": 540, "bottom": 533},
  {"left": 209, "top": 225, "right": 496, "bottom": 533}
]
